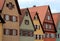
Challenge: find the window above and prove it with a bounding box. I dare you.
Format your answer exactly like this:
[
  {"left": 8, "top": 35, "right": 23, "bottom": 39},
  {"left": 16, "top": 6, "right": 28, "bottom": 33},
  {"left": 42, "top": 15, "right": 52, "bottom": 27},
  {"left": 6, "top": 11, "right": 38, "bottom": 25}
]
[
  {"left": 49, "top": 25, "right": 51, "bottom": 29},
  {"left": 6, "top": 2, "right": 14, "bottom": 10},
  {"left": 39, "top": 35, "right": 41, "bottom": 39},
  {"left": 34, "top": 25, "right": 40, "bottom": 30},
  {"left": 50, "top": 33, "right": 55, "bottom": 38},
  {"left": 45, "top": 24, "right": 48, "bottom": 29},
  {"left": 25, "top": 11, "right": 28, "bottom": 16},
  {"left": 5, "top": 15, "right": 9, "bottom": 20},
  {"left": 25, "top": 20, "right": 29, "bottom": 25},
  {"left": 13, "top": 30, "right": 17, "bottom": 35},
  {"left": 47, "top": 33, "right": 49, "bottom": 38},
  {"left": 35, "top": 35, "right": 37, "bottom": 39},
  {"left": 35, "top": 35, "right": 43, "bottom": 40},
  {"left": 4, "top": 29, "right": 17, "bottom": 36},
  {"left": 20, "top": 30, "right": 33, "bottom": 37},
  {"left": 34, "top": 15, "right": 37, "bottom": 20},
  {"left": 57, "top": 34, "right": 60, "bottom": 38},
  {"left": 12, "top": 16, "right": 17, "bottom": 22},
  {"left": 45, "top": 33, "right": 49, "bottom": 38},
  {"left": 5, "top": 29, "right": 10, "bottom": 35},
  {"left": 47, "top": 16, "right": 50, "bottom": 20}
]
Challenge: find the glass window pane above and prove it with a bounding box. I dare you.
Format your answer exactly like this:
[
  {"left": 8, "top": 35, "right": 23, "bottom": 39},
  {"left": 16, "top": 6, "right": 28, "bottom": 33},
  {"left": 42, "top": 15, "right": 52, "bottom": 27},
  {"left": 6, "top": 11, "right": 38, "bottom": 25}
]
[{"left": 5, "top": 15, "right": 9, "bottom": 20}]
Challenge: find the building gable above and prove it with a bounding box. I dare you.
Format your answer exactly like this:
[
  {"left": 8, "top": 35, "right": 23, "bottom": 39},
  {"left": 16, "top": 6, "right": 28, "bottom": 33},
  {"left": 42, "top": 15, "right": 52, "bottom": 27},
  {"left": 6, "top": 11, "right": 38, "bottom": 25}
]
[
  {"left": 43, "top": 6, "right": 57, "bottom": 33},
  {"left": 33, "top": 12, "right": 44, "bottom": 33},
  {"left": 2, "top": 0, "right": 21, "bottom": 15},
  {"left": 20, "top": 8, "right": 34, "bottom": 31}
]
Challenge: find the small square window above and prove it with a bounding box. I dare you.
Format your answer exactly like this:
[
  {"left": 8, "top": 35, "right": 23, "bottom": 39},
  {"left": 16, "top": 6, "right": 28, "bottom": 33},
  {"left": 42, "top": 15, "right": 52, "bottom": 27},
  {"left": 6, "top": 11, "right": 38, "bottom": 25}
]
[{"left": 25, "top": 20, "right": 29, "bottom": 25}]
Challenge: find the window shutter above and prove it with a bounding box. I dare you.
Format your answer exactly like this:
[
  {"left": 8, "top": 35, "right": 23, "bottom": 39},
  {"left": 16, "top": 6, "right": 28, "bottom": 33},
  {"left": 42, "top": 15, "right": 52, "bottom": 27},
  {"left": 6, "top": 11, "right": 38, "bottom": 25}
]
[
  {"left": 4, "top": 29, "right": 6, "bottom": 35},
  {"left": 36, "top": 35, "right": 37, "bottom": 39},
  {"left": 39, "top": 35, "right": 41, "bottom": 39},
  {"left": 10, "top": 29, "right": 13, "bottom": 35},
  {"left": 4, "top": 15, "right": 6, "bottom": 20},
  {"left": 16, "top": 30, "right": 18, "bottom": 35},
  {"left": 16, "top": 16, "right": 18, "bottom": 22},
  {"left": 10, "top": 16, "right": 12, "bottom": 21}
]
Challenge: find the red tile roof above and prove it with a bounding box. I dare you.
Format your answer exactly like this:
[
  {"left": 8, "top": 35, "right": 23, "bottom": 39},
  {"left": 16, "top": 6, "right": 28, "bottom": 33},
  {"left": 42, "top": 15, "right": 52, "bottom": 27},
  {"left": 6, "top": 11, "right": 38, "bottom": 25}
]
[
  {"left": 0, "top": 0, "right": 4, "bottom": 10},
  {"left": 29, "top": 5, "right": 48, "bottom": 24},
  {"left": 53, "top": 13, "right": 60, "bottom": 26},
  {"left": 20, "top": 5, "right": 49, "bottom": 25}
]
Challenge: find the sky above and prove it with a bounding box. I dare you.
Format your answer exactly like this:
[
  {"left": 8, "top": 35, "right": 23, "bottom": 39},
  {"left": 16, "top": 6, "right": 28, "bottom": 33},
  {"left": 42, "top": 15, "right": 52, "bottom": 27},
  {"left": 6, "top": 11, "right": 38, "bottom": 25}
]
[{"left": 18, "top": 0, "right": 60, "bottom": 13}]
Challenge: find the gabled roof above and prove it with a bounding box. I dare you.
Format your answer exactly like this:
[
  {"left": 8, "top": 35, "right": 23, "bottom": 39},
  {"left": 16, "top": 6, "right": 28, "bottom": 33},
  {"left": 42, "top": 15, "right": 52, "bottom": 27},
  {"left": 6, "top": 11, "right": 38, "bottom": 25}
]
[
  {"left": 35, "top": 12, "right": 45, "bottom": 33},
  {"left": 0, "top": 0, "right": 21, "bottom": 15},
  {"left": 29, "top": 5, "right": 48, "bottom": 25},
  {"left": 53, "top": 13, "right": 60, "bottom": 27},
  {"left": 0, "top": 15, "right": 5, "bottom": 23},
  {"left": 20, "top": 8, "right": 35, "bottom": 30},
  {"left": 19, "top": 8, "right": 27, "bottom": 25},
  {"left": 0, "top": 0, "right": 4, "bottom": 13}
]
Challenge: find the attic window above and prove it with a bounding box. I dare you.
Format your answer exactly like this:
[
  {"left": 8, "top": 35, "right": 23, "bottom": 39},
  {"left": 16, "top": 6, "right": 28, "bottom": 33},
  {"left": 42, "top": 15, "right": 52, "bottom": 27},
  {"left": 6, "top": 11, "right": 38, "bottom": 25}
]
[
  {"left": 25, "top": 20, "right": 29, "bottom": 25},
  {"left": 6, "top": 2, "right": 14, "bottom": 10},
  {"left": 34, "top": 15, "right": 37, "bottom": 20},
  {"left": 25, "top": 11, "right": 28, "bottom": 16},
  {"left": 47, "top": 15, "right": 50, "bottom": 20}
]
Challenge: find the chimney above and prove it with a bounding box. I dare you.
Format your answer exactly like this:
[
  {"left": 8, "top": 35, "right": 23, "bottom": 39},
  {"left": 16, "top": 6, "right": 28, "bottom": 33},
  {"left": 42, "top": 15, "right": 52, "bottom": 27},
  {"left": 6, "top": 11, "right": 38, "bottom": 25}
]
[{"left": 33, "top": 5, "right": 36, "bottom": 7}]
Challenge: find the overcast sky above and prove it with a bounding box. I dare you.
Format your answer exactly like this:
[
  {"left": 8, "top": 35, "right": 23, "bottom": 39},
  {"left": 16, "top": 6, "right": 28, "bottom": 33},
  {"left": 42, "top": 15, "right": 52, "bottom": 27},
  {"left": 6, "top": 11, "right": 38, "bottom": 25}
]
[{"left": 18, "top": 0, "right": 60, "bottom": 13}]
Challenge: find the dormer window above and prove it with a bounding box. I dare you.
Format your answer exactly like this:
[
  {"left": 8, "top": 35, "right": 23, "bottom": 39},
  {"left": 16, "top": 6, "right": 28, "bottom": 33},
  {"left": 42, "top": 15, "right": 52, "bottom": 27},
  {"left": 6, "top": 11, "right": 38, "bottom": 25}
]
[{"left": 47, "top": 15, "right": 50, "bottom": 20}]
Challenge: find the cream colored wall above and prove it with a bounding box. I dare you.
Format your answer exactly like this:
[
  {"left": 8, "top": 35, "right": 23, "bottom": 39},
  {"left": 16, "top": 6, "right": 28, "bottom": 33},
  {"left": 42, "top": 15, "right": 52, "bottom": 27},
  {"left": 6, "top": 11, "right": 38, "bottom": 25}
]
[
  {"left": 1, "top": 0, "right": 20, "bottom": 41},
  {"left": 0, "top": 23, "right": 3, "bottom": 41}
]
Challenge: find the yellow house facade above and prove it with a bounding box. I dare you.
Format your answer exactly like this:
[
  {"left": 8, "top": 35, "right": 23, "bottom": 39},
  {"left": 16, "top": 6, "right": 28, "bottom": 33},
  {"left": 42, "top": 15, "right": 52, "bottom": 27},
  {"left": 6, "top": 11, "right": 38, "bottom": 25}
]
[{"left": 33, "top": 13, "right": 44, "bottom": 41}]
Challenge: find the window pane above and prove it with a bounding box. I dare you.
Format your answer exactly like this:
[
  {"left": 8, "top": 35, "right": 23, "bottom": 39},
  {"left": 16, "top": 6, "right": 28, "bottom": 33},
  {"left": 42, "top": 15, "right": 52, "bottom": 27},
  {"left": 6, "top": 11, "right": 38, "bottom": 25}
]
[
  {"left": 25, "top": 20, "right": 29, "bottom": 25},
  {"left": 46, "top": 24, "right": 48, "bottom": 29},
  {"left": 47, "top": 16, "right": 50, "bottom": 20},
  {"left": 6, "top": 29, "right": 10, "bottom": 35},
  {"left": 51, "top": 33, "right": 55, "bottom": 38},
  {"left": 5, "top": 15, "right": 9, "bottom": 20},
  {"left": 13, "top": 16, "right": 16, "bottom": 22},
  {"left": 49, "top": 25, "right": 51, "bottom": 29},
  {"left": 13, "top": 30, "right": 17, "bottom": 35}
]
